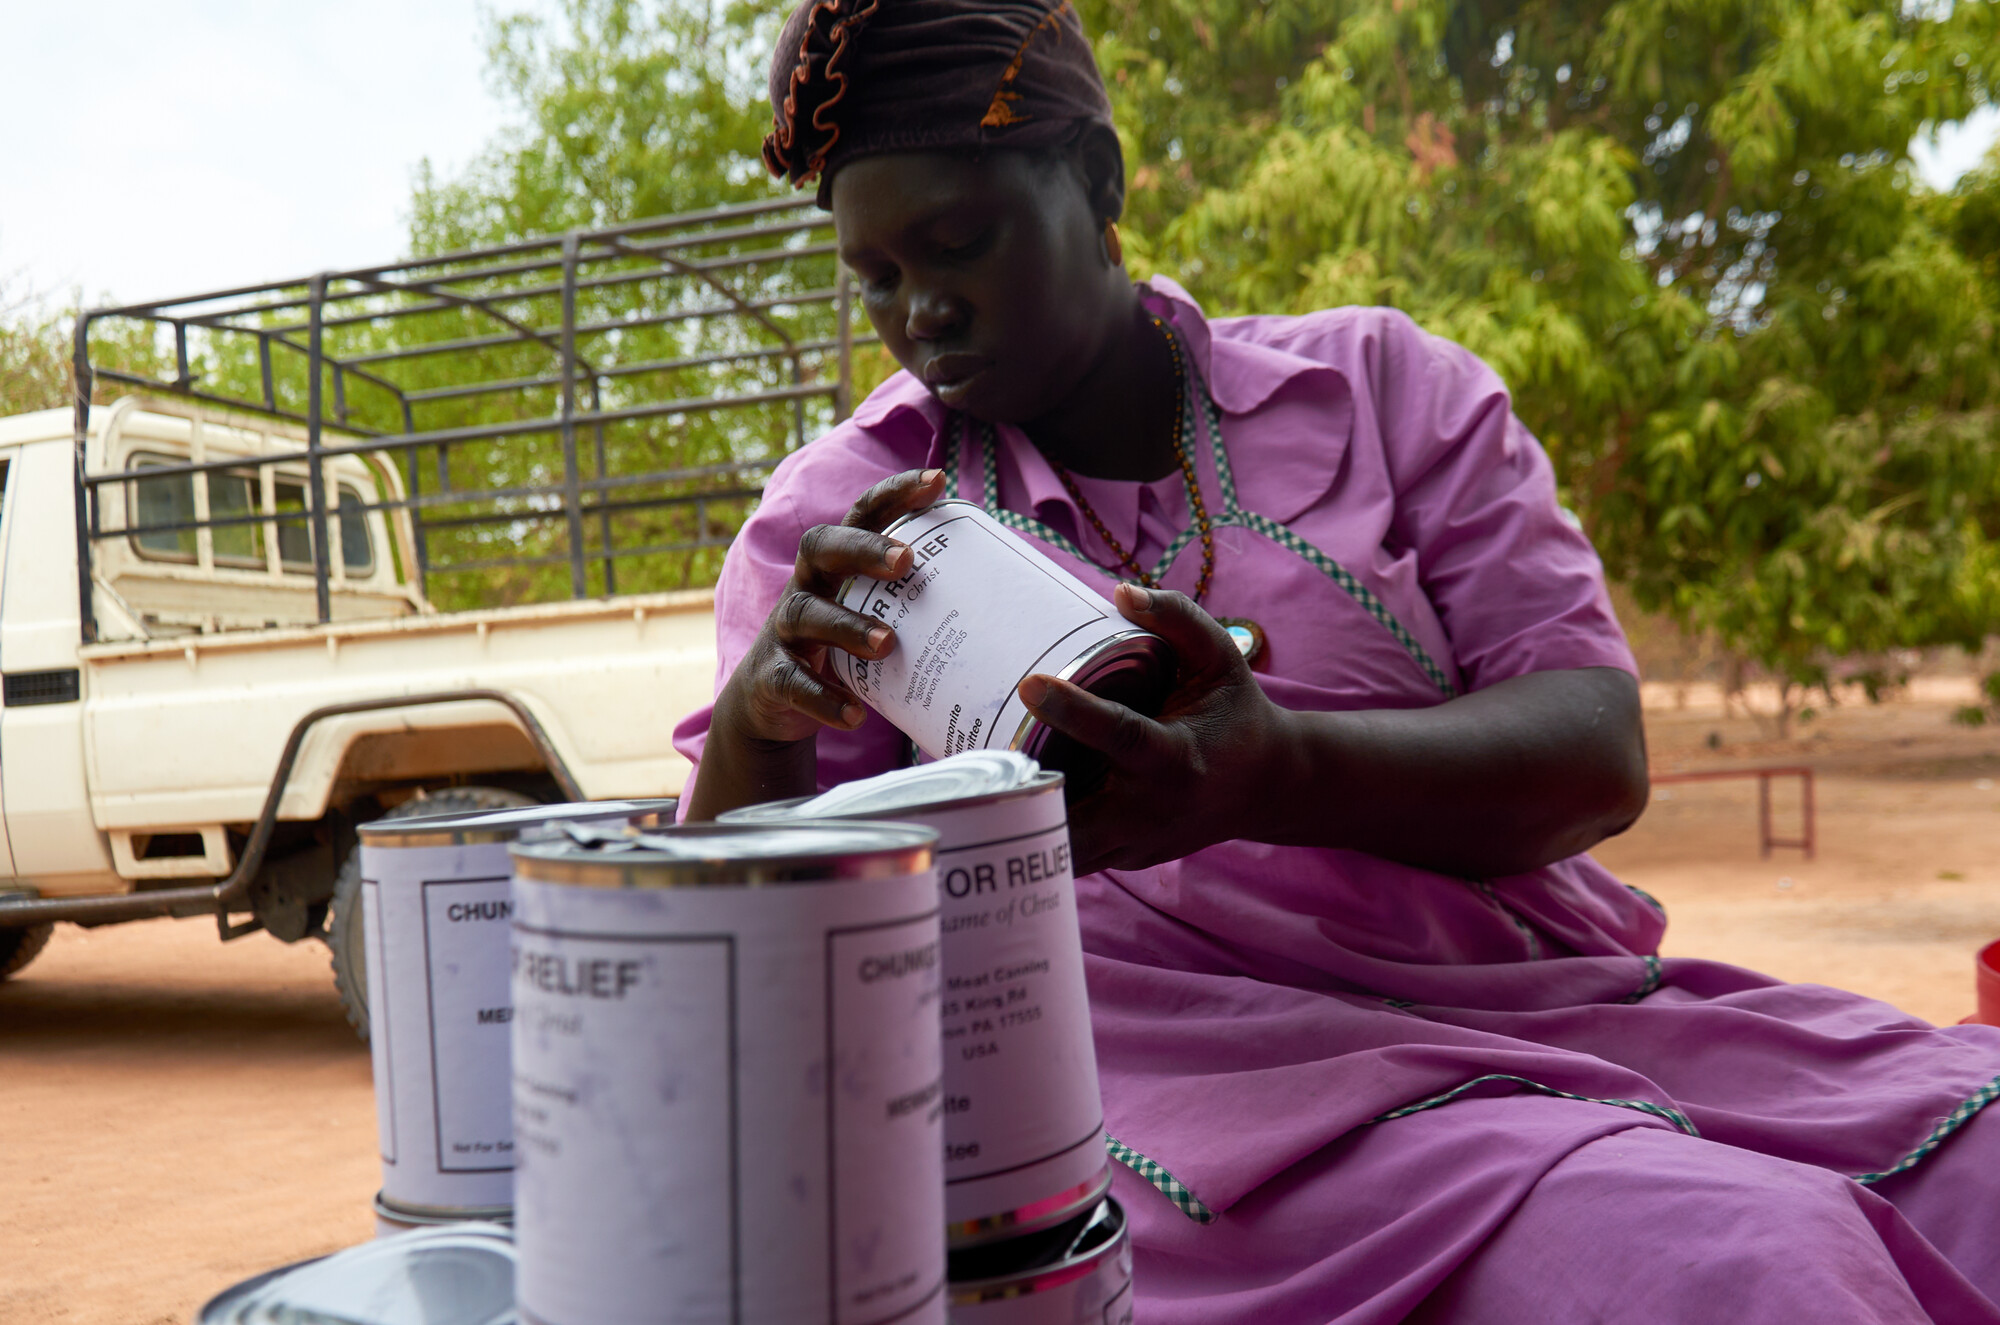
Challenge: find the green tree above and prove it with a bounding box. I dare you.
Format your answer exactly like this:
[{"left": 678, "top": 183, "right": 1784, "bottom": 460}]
[
  {"left": 380, "top": 0, "right": 845, "bottom": 608},
  {"left": 1085, "top": 0, "right": 2000, "bottom": 727}
]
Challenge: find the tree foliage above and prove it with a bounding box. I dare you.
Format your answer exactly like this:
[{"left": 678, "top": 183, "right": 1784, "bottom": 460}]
[
  {"left": 1084, "top": 0, "right": 2000, "bottom": 695},
  {"left": 7, "top": 0, "right": 1996, "bottom": 685}
]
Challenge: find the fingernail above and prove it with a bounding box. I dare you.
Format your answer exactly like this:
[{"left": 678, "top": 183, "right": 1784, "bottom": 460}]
[
  {"left": 921, "top": 468, "right": 944, "bottom": 485},
  {"left": 866, "top": 626, "right": 891, "bottom": 652},
  {"left": 841, "top": 702, "right": 866, "bottom": 727},
  {"left": 884, "top": 545, "right": 913, "bottom": 573},
  {"left": 1019, "top": 675, "right": 1050, "bottom": 706},
  {"left": 1120, "top": 583, "right": 1153, "bottom": 611}
]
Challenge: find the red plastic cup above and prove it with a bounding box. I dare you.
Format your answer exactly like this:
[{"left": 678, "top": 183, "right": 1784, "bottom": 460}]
[{"left": 1975, "top": 940, "right": 2000, "bottom": 1027}]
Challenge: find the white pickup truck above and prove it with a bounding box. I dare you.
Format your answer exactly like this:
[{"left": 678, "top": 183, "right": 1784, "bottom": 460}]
[
  {"left": 0, "top": 394, "right": 720, "bottom": 1029},
  {"left": 0, "top": 201, "right": 857, "bottom": 1034}
]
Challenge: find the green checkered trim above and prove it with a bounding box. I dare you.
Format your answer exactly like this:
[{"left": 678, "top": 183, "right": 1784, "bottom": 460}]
[
  {"left": 1368, "top": 1073, "right": 1701, "bottom": 1136},
  {"left": 942, "top": 418, "right": 964, "bottom": 500},
  {"left": 1472, "top": 879, "right": 1545, "bottom": 959},
  {"left": 948, "top": 337, "right": 1458, "bottom": 701},
  {"left": 1626, "top": 883, "right": 1667, "bottom": 916},
  {"left": 1148, "top": 524, "right": 1202, "bottom": 585},
  {"left": 1621, "top": 954, "right": 1663, "bottom": 1004},
  {"left": 1231, "top": 508, "right": 1456, "bottom": 697},
  {"left": 1106, "top": 1134, "right": 1218, "bottom": 1223},
  {"left": 1853, "top": 1072, "right": 2000, "bottom": 1185},
  {"left": 1190, "top": 381, "right": 1456, "bottom": 699},
  {"left": 972, "top": 417, "right": 1092, "bottom": 561},
  {"left": 1198, "top": 386, "right": 1242, "bottom": 514}
]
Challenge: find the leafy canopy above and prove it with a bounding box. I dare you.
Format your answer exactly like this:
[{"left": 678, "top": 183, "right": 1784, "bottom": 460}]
[
  {"left": 8, "top": 0, "right": 1996, "bottom": 686},
  {"left": 1085, "top": 0, "right": 2000, "bottom": 692}
]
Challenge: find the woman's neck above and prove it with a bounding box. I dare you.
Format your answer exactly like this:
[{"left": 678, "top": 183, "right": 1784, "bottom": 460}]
[{"left": 1022, "top": 293, "right": 1180, "bottom": 482}]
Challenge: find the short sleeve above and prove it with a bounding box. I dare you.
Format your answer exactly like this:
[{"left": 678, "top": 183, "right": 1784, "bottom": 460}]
[{"left": 1376, "top": 317, "right": 1637, "bottom": 691}]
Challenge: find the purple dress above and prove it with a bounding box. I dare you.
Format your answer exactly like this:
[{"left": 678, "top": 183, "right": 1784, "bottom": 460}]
[{"left": 675, "top": 280, "right": 2000, "bottom": 1322}]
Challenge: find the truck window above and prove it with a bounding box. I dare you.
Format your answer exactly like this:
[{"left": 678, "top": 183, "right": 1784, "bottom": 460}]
[
  {"left": 210, "top": 470, "right": 264, "bottom": 567},
  {"left": 273, "top": 479, "right": 313, "bottom": 569},
  {"left": 338, "top": 483, "right": 374, "bottom": 577},
  {"left": 129, "top": 456, "right": 197, "bottom": 562},
  {"left": 127, "top": 453, "right": 264, "bottom": 566}
]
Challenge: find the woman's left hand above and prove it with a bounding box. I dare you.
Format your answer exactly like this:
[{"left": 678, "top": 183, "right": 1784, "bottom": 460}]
[{"left": 1017, "top": 584, "right": 1294, "bottom": 875}]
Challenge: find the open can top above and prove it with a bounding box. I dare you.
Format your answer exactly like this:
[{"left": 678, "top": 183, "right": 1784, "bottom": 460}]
[
  {"left": 720, "top": 751, "right": 1059, "bottom": 824},
  {"left": 510, "top": 820, "right": 937, "bottom": 888},
  {"left": 358, "top": 799, "right": 677, "bottom": 849},
  {"left": 199, "top": 1223, "right": 517, "bottom": 1325}
]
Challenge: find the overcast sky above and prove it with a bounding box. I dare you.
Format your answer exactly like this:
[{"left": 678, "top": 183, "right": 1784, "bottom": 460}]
[
  {"left": 0, "top": 0, "right": 530, "bottom": 309},
  {"left": 3, "top": 2, "right": 1996, "bottom": 314}
]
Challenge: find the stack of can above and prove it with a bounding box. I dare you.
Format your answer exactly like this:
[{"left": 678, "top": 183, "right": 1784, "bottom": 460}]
[
  {"left": 355, "top": 797, "right": 675, "bottom": 1236},
  {"left": 267, "top": 750, "right": 1130, "bottom": 1324},
  {"left": 724, "top": 752, "right": 1133, "bottom": 1324}
]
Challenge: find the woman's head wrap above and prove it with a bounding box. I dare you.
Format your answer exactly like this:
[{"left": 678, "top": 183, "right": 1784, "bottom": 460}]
[{"left": 762, "top": 0, "right": 1116, "bottom": 200}]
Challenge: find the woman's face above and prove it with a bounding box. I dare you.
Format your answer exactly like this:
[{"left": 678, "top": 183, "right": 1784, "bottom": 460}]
[{"left": 829, "top": 148, "right": 1121, "bottom": 425}]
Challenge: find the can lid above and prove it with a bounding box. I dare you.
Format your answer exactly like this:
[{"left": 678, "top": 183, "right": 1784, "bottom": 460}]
[
  {"left": 509, "top": 820, "right": 937, "bottom": 886},
  {"left": 199, "top": 1223, "right": 516, "bottom": 1325},
  {"left": 358, "top": 799, "right": 677, "bottom": 848},
  {"left": 722, "top": 751, "right": 1047, "bottom": 824}
]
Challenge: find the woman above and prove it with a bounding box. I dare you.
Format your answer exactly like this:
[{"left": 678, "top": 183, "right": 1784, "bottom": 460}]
[{"left": 676, "top": 2, "right": 2000, "bottom": 1320}]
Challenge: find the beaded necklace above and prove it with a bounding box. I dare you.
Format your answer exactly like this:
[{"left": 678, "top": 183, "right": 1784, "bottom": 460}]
[{"left": 1047, "top": 315, "right": 1216, "bottom": 604}]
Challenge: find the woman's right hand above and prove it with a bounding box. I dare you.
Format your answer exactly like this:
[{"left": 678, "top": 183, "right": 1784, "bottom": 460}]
[{"left": 711, "top": 467, "right": 947, "bottom": 746}]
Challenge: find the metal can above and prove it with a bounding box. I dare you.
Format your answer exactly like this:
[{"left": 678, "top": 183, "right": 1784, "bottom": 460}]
[
  {"left": 723, "top": 753, "right": 1108, "bottom": 1245},
  {"left": 198, "top": 1224, "right": 517, "bottom": 1325},
  {"left": 372, "top": 1189, "right": 512, "bottom": 1240},
  {"left": 357, "top": 798, "right": 676, "bottom": 1221},
  {"left": 509, "top": 823, "right": 947, "bottom": 1325},
  {"left": 947, "top": 1198, "right": 1133, "bottom": 1325},
  {"left": 831, "top": 500, "right": 1173, "bottom": 788}
]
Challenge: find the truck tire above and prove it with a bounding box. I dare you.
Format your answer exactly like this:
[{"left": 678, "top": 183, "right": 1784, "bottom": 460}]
[
  {"left": 328, "top": 787, "right": 538, "bottom": 1043},
  {"left": 0, "top": 923, "right": 54, "bottom": 980}
]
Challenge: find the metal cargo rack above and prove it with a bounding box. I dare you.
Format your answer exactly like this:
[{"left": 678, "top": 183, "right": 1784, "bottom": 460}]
[{"left": 70, "top": 196, "right": 872, "bottom": 640}]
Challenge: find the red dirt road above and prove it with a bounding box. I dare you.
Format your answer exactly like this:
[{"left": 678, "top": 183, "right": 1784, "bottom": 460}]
[
  {"left": 2, "top": 685, "right": 1996, "bottom": 1322},
  {"left": 0, "top": 922, "right": 376, "bottom": 1324}
]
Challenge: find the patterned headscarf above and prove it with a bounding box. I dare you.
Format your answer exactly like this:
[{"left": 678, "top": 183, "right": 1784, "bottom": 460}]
[{"left": 762, "top": 0, "right": 1116, "bottom": 201}]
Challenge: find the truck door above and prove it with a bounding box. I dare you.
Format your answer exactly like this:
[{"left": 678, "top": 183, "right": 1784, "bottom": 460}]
[
  {"left": 0, "top": 454, "right": 15, "bottom": 879},
  {"left": 0, "top": 439, "right": 115, "bottom": 887}
]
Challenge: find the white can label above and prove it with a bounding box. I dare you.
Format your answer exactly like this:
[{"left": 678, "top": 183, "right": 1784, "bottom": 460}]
[
  {"left": 834, "top": 502, "right": 1130, "bottom": 761},
  {"left": 361, "top": 841, "right": 517, "bottom": 1212},
  {"left": 512, "top": 873, "right": 947, "bottom": 1325},
  {"left": 919, "top": 787, "right": 1106, "bottom": 1230},
  {"left": 423, "top": 877, "right": 517, "bottom": 1170}
]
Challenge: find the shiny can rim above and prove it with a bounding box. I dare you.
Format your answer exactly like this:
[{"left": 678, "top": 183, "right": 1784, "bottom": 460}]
[
  {"left": 1010, "top": 630, "right": 1175, "bottom": 758},
  {"left": 372, "top": 1190, "right": 513, "bottom": 1225},
  {"left": 509, "top": 821, "right": 936, "bottom": 887},
  {"left": 719, "top": 770, "right": 1065, "bottom": 826},
  {"left": 358, "top": 799, "right": 678, "bottom": 849},
  {"left": 947, "top": 1196, "right": 1128, "bottom": 1303},
  {"left": 946, "top": 1164, "right": 1112, "bottom": 1248}
]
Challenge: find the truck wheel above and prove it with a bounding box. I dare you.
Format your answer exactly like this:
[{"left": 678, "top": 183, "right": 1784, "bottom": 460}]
[
  {"left": 0, "top": 923, "right": 54, "bottom": 980},
  {"left": 328, "top": 787, "right": 538, "bottom": 1043}
]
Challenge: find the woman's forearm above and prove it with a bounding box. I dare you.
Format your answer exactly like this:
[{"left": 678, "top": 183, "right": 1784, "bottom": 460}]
[
  {"left": 1253, "top": 667, "right": 1649, "bottom": 878},
  {"left": 681, "top": 690, "right": 821, "bottom": 821}
]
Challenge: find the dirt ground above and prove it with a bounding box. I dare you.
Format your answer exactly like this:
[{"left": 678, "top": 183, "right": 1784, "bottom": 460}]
[{"left": 2, "top": 682, "right": 1996, "bottom": 1324}]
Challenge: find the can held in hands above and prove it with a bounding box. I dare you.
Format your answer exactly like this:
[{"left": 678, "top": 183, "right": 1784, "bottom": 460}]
[
  {"left": 356, "top": 798, "right": 675, "bottom": 1222},
  {"left": 947, "top": 1198, "right": 1133, "bottom": 1325},
  {"left": 832, "top": 500, "right": 1173, "bottom": 790},
  {"left": 723, "top": 753, "right": 1108, "bottom": 1245},
  {"left": 509, "top": 823, "right": 947, "bottom": 1325}
]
